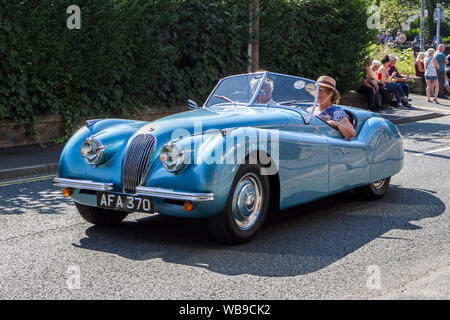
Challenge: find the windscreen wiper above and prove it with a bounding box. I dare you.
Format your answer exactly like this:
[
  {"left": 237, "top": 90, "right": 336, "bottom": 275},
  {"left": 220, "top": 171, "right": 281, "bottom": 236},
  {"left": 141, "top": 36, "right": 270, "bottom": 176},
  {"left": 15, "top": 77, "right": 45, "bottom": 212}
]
[
  {"left": 214, "top": 95, "right": 237, "bottom": 105},
  {"left": 278, "top": 100, "right": 312, "bottom": 106}
]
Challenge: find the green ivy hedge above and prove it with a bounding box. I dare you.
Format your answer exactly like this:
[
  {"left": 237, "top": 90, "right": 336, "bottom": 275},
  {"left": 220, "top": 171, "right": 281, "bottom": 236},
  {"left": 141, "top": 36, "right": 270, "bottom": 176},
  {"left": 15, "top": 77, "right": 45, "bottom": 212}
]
[
  {"left": 0, "top": 0, "right": 373, "bottom": 141},
  {"left": 259, "top": 0, "right": 374, "bottom": 94}
]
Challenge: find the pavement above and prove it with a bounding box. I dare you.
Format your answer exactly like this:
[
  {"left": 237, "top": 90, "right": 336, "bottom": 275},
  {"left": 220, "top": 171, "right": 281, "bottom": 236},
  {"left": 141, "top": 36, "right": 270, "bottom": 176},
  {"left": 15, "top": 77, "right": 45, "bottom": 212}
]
[
  {"left": 0, "top": 93, "right": 449, "bottom": 180},
  {"left": 378, "top": 93, "right": 450, "bottom": 124}
]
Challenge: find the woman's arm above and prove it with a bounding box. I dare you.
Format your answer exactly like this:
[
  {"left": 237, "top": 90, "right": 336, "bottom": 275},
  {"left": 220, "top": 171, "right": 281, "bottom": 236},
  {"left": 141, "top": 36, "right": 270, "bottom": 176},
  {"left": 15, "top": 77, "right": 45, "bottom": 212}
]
[
  {"left": 337, "top": 117, "right": 356, "bottom": 139},
  {"left": 326, "top": 117, "right": 356, "bottom": 139},
  {"left": 363, "top": 79, "right": 373, "bottom": 88},
  {"left": 434, "top": 59, "right": 440, "bottom": 69},
  {"left": 417, "top": 61, "right": 425, "bottom": 72},
  {"left": 380, "top": 68, "right": 395, "bottom": 83}
]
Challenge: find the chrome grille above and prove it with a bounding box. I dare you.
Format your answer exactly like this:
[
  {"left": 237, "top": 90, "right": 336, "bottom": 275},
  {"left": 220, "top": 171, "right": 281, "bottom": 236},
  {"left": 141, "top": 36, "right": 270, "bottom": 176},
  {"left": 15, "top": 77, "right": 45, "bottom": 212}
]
[{"left": 122, "top": 134, "right": 156, "bottom": 194}]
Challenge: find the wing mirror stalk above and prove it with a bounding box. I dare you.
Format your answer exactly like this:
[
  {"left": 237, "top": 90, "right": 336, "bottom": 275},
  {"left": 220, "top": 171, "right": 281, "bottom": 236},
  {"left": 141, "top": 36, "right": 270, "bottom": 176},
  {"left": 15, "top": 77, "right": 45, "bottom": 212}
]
[{"left": 188, "top": 99, "right": 200, "bottom": 109}]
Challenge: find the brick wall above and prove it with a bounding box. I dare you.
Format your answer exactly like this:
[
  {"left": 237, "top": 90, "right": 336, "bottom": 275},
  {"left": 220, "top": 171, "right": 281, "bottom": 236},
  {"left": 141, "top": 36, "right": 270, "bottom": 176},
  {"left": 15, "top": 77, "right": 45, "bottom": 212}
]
[{"left": 0, "top": 106, "right": 187, "bottom": 149}]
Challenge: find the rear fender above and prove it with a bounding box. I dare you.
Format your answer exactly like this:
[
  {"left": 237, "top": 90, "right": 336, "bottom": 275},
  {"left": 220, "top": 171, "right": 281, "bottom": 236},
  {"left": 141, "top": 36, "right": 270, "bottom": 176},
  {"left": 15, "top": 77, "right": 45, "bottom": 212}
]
[{"left": 358, "top": 117, "right": 404, "bottom": 182}]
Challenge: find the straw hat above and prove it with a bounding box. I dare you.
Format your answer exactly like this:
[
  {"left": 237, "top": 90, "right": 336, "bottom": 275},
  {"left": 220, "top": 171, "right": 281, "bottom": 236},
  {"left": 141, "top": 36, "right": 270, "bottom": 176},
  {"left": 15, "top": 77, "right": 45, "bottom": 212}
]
[{"left": 317, "top": 76, "right": 341, "bottom": 104}]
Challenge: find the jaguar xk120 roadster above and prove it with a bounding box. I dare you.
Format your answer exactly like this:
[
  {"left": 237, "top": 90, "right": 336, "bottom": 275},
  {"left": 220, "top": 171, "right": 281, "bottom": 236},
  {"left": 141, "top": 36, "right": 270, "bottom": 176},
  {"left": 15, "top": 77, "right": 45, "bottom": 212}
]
[{"left": 53, "top": 72, "right": 404, "bottom": 244}]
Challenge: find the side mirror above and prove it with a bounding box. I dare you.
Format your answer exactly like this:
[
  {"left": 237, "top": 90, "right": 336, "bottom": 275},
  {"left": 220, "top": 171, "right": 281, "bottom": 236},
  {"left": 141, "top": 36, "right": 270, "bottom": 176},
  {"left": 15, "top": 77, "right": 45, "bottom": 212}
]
[{"left": 188, "top": 99, "right": 200, "bottom": 109}]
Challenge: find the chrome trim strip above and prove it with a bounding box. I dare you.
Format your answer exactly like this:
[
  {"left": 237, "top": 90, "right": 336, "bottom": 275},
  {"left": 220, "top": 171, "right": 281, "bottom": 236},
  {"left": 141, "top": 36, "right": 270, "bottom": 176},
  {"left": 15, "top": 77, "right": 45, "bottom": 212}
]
[
  {"left": 122, "top": 134, "right": 157, "bottom": 194},
  {"left": 136, "top": 186, "right": 214, "bottom": 202},
  {"left": 52, "top": 177, "right": 113, "bottom": 191}
]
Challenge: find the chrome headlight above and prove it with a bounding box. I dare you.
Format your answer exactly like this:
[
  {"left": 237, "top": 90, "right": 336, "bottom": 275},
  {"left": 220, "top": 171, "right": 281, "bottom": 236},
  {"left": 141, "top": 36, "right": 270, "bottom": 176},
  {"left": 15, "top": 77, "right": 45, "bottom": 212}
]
[
  {"left": 159, "top": 143, "right": 185, "bottom": 173},
  {"left": 81, "top": 137, "right": 104, "bottom": 166}
]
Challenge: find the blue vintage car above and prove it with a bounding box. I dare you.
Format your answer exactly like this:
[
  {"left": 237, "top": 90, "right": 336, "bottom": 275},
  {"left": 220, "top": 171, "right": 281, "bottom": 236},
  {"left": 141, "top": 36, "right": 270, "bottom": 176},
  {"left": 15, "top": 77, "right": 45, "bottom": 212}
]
[{"left": 53, "top": 72, "right": 404, "bottom": 244}]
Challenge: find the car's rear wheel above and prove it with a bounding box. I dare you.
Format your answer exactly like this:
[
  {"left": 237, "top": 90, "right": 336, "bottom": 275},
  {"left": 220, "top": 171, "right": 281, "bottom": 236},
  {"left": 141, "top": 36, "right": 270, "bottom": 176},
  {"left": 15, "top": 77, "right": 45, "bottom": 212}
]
[
  {"left": 207, "top": 164, "right": 270, "bottom": 245},
  {"left": 357, "top": 177, "right": 391, "bottom": 201},
  {"left": 75, "top": 202, "right": 128, "bottom": 226}
]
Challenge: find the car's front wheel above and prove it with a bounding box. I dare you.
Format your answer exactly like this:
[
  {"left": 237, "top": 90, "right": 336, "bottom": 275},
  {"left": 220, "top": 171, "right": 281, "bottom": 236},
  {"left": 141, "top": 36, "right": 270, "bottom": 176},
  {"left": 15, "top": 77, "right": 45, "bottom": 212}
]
[
  {"left": 75, "top": 202, "right": 128, "bottom": 226},
  {"left": 207, "top": 164, "right": 270, "bottom": 244},
  {"left": 357, "top": 177, "right": 391, "bottom": 200}
]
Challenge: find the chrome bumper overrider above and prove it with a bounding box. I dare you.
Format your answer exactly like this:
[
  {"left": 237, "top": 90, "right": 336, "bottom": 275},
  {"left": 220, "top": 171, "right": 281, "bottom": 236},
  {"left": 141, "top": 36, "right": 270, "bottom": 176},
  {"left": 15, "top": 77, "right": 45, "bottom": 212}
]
[{"left": 52, "top": 177, "right": 214, "bottom": 202}]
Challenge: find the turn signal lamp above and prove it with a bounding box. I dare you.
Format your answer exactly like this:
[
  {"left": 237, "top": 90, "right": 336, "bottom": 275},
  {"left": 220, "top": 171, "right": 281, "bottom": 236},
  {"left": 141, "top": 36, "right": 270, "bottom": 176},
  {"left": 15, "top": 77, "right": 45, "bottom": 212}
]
[
  {"left": 184, "top": 201, "right": 193, "bottom": 212},
  {"left": 63, "top": 188, "right": 73, "bottom": 197}
]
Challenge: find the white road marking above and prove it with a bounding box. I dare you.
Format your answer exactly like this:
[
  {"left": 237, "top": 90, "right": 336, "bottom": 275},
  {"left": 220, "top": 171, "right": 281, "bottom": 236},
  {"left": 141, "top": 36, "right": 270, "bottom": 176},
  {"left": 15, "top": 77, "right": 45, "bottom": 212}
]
[
  {"left": 414, "top": 146, "right": 450, "bottom": 156},
  {"left": 0, "top": 174, "right": 57, "bottom": 187}
]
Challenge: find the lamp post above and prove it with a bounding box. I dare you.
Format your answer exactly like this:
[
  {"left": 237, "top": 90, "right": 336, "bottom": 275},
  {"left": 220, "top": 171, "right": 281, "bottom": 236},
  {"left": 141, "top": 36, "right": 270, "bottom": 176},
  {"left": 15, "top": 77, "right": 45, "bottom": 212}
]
[{"left": 435, "top": 3, "right": 442, "bottom": 49}]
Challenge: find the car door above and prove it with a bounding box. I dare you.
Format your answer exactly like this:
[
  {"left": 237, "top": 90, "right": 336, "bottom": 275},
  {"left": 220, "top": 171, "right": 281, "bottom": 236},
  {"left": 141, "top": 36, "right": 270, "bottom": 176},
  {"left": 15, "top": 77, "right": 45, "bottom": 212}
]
[
  {"left": 277, "top": 116, "right": 329, "bottom": 210},
  {"left": 311, "top": 116, "right": 369, "bottom": 194}
]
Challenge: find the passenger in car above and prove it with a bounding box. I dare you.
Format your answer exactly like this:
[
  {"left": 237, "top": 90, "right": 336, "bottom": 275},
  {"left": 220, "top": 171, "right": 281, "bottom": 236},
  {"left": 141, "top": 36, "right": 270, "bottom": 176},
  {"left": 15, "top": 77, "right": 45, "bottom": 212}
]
[
  {"left": 251, "top": 77, "right": 277, "bottom": 104},
  {"left": 314, "top": 76, "right": 356, "bottom": 139}
]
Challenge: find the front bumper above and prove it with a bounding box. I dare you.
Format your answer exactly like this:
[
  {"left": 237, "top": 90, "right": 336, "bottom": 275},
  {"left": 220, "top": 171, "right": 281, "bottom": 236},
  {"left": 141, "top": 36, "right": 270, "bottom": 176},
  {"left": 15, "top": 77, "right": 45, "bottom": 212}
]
[
  {"left": 52, "top": 177, "right": 113, "bottom": 191},
  {"left": 52, "top": 177, "right": 214, "bottom": 202}
]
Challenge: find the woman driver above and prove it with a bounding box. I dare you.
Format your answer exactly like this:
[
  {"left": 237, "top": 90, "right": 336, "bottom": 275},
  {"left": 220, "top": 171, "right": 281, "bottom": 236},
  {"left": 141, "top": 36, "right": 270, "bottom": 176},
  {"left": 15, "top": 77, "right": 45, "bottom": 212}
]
[{"left": 314, "top": 76, "right": 356, "bottom": 139}]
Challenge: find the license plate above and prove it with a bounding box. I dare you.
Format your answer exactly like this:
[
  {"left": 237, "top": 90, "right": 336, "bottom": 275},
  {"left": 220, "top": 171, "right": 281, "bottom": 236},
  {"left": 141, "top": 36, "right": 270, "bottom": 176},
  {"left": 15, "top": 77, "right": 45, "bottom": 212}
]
[{"left": 97, "top": 192, "right": 154, "bottom": 213}]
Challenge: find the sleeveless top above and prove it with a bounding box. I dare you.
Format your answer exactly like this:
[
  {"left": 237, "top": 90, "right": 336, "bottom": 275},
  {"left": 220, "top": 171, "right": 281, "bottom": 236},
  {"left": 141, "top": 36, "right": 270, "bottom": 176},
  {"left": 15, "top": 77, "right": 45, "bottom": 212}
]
[
  {"left": 424, "top": 57, "right": 437, "bottom": 77},
  {"left": 377, "top": 69, "right": 389, "bottom": 81},
  {"left": 415, "top": 61, "right": 425, "bottom": 77}
]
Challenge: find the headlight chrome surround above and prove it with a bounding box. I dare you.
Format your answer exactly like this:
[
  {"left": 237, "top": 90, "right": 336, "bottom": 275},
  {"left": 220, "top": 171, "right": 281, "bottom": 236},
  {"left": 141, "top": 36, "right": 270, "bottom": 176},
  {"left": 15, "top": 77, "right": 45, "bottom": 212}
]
[
  {"left": 81, "top": 137, "right": 105, "bottom": 166},
  {"left": 159, "top": 142, "right": 185, "bottom": 173}
]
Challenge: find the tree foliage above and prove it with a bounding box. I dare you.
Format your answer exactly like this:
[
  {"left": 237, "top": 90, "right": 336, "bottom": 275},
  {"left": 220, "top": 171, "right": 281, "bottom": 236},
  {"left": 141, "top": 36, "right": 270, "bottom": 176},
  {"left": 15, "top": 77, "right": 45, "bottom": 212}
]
[
  {"left": 379, "top": 0, "right": 419, "bottom": 32},
  {"left": 259, "top": 0, "right": 375, "bottom": 92},
  {"left": 0, "top": 0, "right": 374, "bottom": 141}
]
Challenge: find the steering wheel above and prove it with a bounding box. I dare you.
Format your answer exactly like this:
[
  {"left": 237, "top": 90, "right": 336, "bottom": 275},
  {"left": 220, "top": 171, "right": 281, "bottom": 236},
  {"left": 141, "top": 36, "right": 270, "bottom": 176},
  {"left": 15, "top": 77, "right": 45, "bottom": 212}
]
[{"left": 344, "top": 110, "right": 358, "bottom": 129}]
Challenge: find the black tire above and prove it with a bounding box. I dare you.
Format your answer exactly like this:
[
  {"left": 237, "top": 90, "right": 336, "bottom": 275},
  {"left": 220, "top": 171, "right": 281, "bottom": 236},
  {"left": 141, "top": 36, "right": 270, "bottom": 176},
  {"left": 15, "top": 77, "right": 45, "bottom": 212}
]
[
  {"left": 357, "top": 177, "right": 391, "bottom": 201},
  {"left": 75, "top": 202, "right": 128, "bottom": 226},
  {"left": 207, "top": 164, "right": 270, "bottom": 245}
]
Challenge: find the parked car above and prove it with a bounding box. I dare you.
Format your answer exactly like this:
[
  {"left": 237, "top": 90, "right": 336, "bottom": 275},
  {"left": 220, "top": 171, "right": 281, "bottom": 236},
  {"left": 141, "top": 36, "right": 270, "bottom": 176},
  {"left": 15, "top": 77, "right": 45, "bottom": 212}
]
[{"left": 53, "top": 72, "right": 404, "bottom": 244}]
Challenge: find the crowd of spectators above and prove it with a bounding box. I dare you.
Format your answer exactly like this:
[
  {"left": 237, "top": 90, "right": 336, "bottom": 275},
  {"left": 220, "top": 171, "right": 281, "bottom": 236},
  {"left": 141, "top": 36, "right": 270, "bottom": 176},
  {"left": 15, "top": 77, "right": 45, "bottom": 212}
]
[
  {"left": 377, "top": 30, "right": 406, "bottom": 47},
  {"left": 358, "top": 54, "right": 412, "bottom": 111},
  {"left": 378, "top": 31, "right": 445, "bottom": 50},
  {"left": 415, "top": 44, "right": 450, "bottom": 102},
  {"left": 359, "top": 42, "right": 449, "bottom": 111}
]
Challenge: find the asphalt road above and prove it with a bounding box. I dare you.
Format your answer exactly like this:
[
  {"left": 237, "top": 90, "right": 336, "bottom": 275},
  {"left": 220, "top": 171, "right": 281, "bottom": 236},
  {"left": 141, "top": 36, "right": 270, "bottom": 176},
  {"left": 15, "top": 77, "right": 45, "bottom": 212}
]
[{"left": 0, "top": 115, "right": 449, "bottom": 300}]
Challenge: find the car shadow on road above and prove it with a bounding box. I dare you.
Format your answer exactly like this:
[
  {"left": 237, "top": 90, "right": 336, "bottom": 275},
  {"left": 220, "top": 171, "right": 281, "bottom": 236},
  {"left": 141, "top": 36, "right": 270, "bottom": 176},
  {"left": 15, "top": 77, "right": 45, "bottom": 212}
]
[{"left": 73, "top": 185, "right": 445, "bottom": 277}]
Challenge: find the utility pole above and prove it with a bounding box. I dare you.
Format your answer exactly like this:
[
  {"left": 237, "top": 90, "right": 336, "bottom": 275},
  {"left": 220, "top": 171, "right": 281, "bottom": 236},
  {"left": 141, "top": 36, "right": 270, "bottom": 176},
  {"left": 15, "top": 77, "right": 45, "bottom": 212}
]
[
  {"left": 250, "top": 0, "right": 259, "bottom": 73},
  {"left": 421, "top": 0, "right": 425, "bottom": 52},
  {"left": 427, "top": 0, "right": 436, "bottom": 46}
]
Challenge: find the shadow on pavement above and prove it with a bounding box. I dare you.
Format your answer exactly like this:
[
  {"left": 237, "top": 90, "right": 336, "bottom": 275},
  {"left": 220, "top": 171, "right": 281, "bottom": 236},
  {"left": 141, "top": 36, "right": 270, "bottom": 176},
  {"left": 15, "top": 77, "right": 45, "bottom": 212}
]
[
  {"left": 73, "top": 185, "right": 445, "bottom": 277},
  {"left": 0, "top": 182, "right": 69, "bottom": 215},
  {"left": 398, "top": 120, "right": 450, "bottom": 145}
]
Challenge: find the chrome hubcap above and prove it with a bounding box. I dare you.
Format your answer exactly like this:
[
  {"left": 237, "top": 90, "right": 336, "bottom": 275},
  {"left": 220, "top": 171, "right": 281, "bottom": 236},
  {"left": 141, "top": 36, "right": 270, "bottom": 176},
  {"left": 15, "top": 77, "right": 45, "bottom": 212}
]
[
  {"left": 232, "top": 173, "right": 263, "bottom": 231},
  {"left": 373, "top": 179, "right": 386, "bottom": 190}
]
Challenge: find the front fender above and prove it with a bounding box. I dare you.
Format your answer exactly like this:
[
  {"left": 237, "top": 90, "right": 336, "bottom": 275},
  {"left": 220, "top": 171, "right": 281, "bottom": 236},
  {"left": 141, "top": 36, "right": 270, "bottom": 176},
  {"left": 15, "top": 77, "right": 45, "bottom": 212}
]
[
  {"left": 143, "top": 127, "right": 279, "bottom": 217},
  {"left": 58, "top": 119, "right": 148, "bottom": 188}
]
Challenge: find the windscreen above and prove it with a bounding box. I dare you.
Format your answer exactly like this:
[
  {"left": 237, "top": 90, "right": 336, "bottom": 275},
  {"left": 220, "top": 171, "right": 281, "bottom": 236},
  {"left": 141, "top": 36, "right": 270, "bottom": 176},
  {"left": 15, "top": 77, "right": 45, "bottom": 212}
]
[
  {"left": 261, "top": 73, "right": 317, "bottom": 105},
  {"left": 204, "top": 73, "right": 265, "bottom": 107},
  {"left": 204, "top": 72, "right": 318, "bottom": 108}
]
